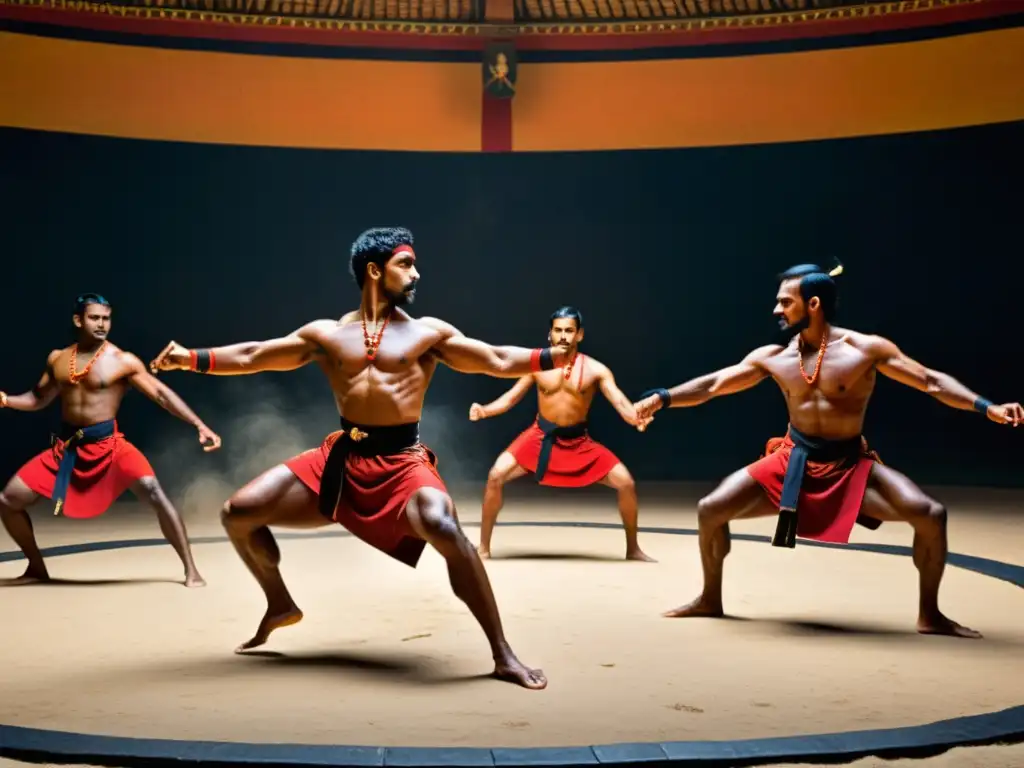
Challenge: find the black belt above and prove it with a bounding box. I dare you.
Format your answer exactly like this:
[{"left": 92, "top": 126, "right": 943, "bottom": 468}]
[
  {"left": 772, "top": 424, "right": 865, "bottom": 549},
  {"left": 317, "top": 418, "right": 421, "bottom": 521},
  {"left": 535, "top": 415, "right": 588, "bottom": 482},
  {"left": 51, "top": 419, "right": 116, "bottom": 516}
]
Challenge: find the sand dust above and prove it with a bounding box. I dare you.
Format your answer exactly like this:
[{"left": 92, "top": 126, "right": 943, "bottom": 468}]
[{"left": 0, "top": 487, "right": 1021, "bottom": 766}]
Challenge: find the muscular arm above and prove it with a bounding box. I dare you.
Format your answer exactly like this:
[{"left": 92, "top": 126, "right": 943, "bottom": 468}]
[
  {"left": 424, "top": 319, "right": 567, "bottom": 379},
  {"left": 126, "top": 355, "right": 210, "bottom": 429},
  {"left": 478, "top": 375, "right": 534, "bottom": 418},
  {"left": 662, "top": 345, "right": 777, "bottom": 408},
  {"left": 0, "top": 351, "right": 61, "bottom": 412},
  {"left": 597, "top": 367, "right": 641, "bottom": 425},
  {"left": 153, "top": 322, "right": 328, "bottom": 376},
  {"left": 871, "top": 336, "right": 991, "bottom": 411}
]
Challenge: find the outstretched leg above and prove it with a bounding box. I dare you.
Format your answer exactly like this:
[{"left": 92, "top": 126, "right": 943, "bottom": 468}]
[
  {"left": 664, "top": 467, "right": 776, "bottom": 618},
  {"left": 131, "top": 476, "right": 205, "bottom": 588},
  {"left": 221, "top": 464, "right": 330, "bottom": 652},
  {"left": 0, "top": 477, "right": 46, "bottom": 584},
  {"left": 600, "top": 463, "right": 655, "bottom": 562},
  {"left": 406, "top": 487, "right": 547, "bottom": 690},
  {"left": 860, "top": 464, "right": 981, "bottom": 639},
  {"left": 478, "top": 451, "right": 527, "bottom": 559}
]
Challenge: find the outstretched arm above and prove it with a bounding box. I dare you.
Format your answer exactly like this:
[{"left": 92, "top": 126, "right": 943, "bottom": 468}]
[
  {"left": 634, "top": 345, "right": 778, "bottom": 419},
  {"left": 470, "top": 375, "right": 534, "bottom": 421},
  {"left": 871, "top": 336, "right": 1022, "bottom": 425},
  {"left": 0, "top": 350, "right": 62, "bottom": 413},
  {"left": 149, "top": 322, "right": 328, "bottom": 376},
  {"left": 597, "top": 366, "right": 642, "bottom": 426},
  {"left": 424, "top": 319, "right": 568, "bottom": 379},
  {"left": 125, "top": 355, "right": 222, "bottom": 451}
]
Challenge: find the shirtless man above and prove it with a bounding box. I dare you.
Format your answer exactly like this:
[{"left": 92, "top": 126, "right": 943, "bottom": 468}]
[
  {"left": 149, "top": 227, "right": 573, "bottom": 689},
  {"left": 0, "top": 293, "right": 219, "bottom": 587},
  {"left": 470, "top": 306, "right": 653, "bottom": 561},
  {"left": 635, "top": 264, "right": 1021, "bottom": 637}
]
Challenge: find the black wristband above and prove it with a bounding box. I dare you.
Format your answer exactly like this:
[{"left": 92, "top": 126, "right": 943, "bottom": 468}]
[
  {"left": 538, "top": 348, "right": 554, "bottom": 371},
  {"left": 641, "top": 388, "right": 672, "bottom": 409},
  {"left": 974, "top": 397, "right": 993, "bottom": 414},
  {"left": 194, "top": 349, "right": 212, "bottom": 374}
]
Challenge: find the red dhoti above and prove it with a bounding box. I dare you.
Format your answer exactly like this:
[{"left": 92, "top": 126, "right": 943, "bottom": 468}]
[
  {"left": 15, "top": 420, "right": 155, "bottom": 519},
  {"left": 285, "top": 422, "right": 447, "bottom": 568},
  {"left": 746, "top": 426, "right": 881, "bottom": 545},
  {"left": 506, "top": 415, "right": 621, "bottom": 488}
]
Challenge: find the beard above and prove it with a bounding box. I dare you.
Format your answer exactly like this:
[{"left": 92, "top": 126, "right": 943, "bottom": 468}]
[
  {"left": 384, "top": 281, "right": 417, "bottom": 307},
  {"left": 776, "top": 314, "right": 809, "bottom": 343}
]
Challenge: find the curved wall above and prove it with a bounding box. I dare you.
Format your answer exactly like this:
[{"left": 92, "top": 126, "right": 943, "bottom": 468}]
[{"left": 1, "top": 0, "right": 1023, "bottom": 151}]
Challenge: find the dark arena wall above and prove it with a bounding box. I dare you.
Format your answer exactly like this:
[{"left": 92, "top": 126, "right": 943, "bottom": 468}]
[{"left": 1, "top": 0, "right": 1022, "bottom": 489}]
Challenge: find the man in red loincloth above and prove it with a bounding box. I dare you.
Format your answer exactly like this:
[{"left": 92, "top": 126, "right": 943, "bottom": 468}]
[
  {"left": 469, "top": 306, "right": 654, "bottom": 561},
  {"left": 634, "top": 264, "right": 1021, "bottom": 638},
  {"left": 0, "top": 293, "right": 220, "bottom": 587},
  {"left": 149, "top": 227, "right": 574, "bottom": 689}
]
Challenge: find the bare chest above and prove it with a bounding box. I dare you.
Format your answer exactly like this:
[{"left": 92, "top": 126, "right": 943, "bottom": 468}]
[
  {"left": 54, "top": 348, "right": 129, "bottom": 391},
  {"left": 766, "top": 343, "right": 875, "bottom": 400},
  {"left": 321, "top": 322, "right": 438, "bottom": 378},
  {"left": 536, "top": 358, "right": 591, "bottom": 398}
]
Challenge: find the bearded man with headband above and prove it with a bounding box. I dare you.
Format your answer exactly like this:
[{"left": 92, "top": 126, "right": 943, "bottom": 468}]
[
  {"left": 150, "top": 227, "right": 576, "bottom": 689},
  {"left": 635, "top": 263, "right": 1021, "bottom": 637}
]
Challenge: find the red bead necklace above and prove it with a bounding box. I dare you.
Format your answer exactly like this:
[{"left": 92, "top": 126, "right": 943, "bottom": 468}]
[{"left": 68, "top": 340, "right": 108, "bottom": 385}]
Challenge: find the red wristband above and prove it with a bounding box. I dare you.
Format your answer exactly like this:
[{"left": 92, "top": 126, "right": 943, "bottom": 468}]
[
  {"left": 189, "top": 350, "right": 198, "bottom": 372},
  {"left": 208, "top": 349, "right": 217, "bottom": 372},
  {"left": 530, "top": 349, "right": 541, "bottom": 373}
]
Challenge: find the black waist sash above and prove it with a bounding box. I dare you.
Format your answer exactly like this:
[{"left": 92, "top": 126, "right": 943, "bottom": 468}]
[
  {"left": 52, "top": 419, "right": 116, "bottom": 516},
  {"left": 317, "top": 418, "right": 421, "bottom": 521},
  {"left": 535, "top": 415, "right": 588, "bottom": 482},
  {"left": 772, "top": 424, "right": 864, "bottom": 549}
]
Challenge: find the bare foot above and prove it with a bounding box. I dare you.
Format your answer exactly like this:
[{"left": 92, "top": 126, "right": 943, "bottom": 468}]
[
  {"left": 477, "top": 546, "right": 492, "bottom": 560},
  {"left": 0, "top": 564, "right": 50, "bottom": 586},
  {"left": 663, "top": 595, "right": 724, "bottom": 618},
  {"left": 493, "top": 653, "right": 548, "bottom": 690},
  {"left": 235, "top": 606, "right": 304, "bottom": 652},
  {"left": 918, "top": 612, "right": 983, "bottom": 639},
  {"left": 184, "top": 572, "right": 207, "bottom": 588},
  {"left": 626, "top": 548, "right": 657, "bottom": 563}
]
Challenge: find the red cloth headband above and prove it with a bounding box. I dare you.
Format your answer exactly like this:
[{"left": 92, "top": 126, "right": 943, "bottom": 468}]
[{"left": 393, "top": 244, "right": 415, "bottom": 257}]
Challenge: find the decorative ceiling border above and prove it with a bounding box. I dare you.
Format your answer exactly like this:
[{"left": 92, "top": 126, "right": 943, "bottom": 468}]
[{"left": 0, "top": 0, "right": 993, "bottom": 37}]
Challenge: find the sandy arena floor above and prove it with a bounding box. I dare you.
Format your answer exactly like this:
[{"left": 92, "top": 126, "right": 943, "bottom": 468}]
[{"left": 0, "top": 483, "right": 1021, "bottom": 767}]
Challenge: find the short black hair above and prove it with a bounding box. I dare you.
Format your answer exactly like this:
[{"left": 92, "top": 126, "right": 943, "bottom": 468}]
[
  {"left": 349, "top": 227, "right": 414, "bottom": 288},
  {"left": 74, "top": 293, "right": 111, "bottom": 317},
  {"left": 777, "top": 264, "right": 838, "bottom": 322},
  {"left": 550, "top": 306, "right": 583, "bottom": 330}
]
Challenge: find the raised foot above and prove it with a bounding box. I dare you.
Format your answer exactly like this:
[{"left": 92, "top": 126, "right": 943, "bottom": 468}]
[
  {"left": 477, "top": 547, "right": 492, "bottom": 560},
  {"left": 626, "top": 548, "right": 657, "bottom": 563},
  {"left": 918, "top": 613, "right": 983, "bottom": 639},
  {"left": 0, "top": 565, "right": 50, "bottom": 586},
  {"left": 493, "top": 655, "right": 548, "bottom": 690},
  {"left": 663, "top": 596, "right": 724, "bottom": 619},
  {"left": 184, "top": 572, "right": 207, "bottom": 588},
  {"left": 235, "top": 607, "right": 304, "bottom": 653}
]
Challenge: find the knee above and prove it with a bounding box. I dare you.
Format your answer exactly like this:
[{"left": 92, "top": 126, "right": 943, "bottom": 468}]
[
  {"left": 411, "top": 489, "right": 462, "bottom": 542},
  {"left": 696, "top": 495, "right": 719, "bottom": 522},
  {"left": 220, "top": 500, "right": 251, "bottom": 533},
  {"left": 486, "top": 466, "right": 507, "bottom": 488},
  {"left": 135, "top": 476, "right": 162, "bottom": 503},
  {"left": 922, "top": 501, "right": 947, "bottom": 529},
  {"left": 616, "top": 474, "right": 636, "bottom": 496}
]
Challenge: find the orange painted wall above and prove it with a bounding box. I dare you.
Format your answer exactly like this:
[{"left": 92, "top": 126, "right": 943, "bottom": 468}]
[
  {"left": 512, "top": 26, "right": 1024, "bottom": 150},
  {"left": 0, "top": 33, "right": 483, "bottom": 151},
  {"left": 1, "top": 24, "right": 1022, "bottom": 151}
]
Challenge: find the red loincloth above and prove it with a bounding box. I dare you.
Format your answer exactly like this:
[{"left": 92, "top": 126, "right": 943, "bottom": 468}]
[
  {"left": 285, "top": 431, "right": 448, "bottom": 567},
  {"left": 506, "top": 416, "right": 621, "bottom": 488},
  {"left": 746, "top": 431, "right": 881, "bottom": 544},
  {"left": 15, "top": 423, "right": 155, "bottom": 519}
]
